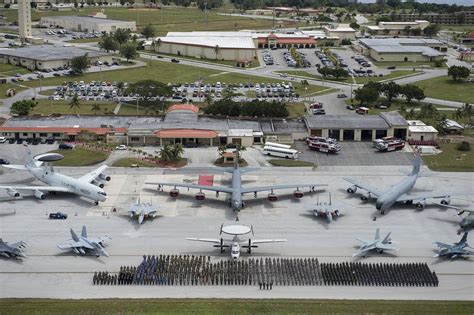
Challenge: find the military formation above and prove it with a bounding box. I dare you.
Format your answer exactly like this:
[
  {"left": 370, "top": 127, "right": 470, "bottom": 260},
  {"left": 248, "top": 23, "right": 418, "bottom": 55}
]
[
  {"left": 93, "top": 254, "right": 438, "bottom": 287},
  {"left": 320, "top": 262, "right": 439, "bottom": 287}
]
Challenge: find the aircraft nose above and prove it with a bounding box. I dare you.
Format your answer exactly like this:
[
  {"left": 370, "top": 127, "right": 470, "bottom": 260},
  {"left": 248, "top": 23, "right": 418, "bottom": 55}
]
[{"left": 375, "top": 200, "right": 383, "bottom": 210}]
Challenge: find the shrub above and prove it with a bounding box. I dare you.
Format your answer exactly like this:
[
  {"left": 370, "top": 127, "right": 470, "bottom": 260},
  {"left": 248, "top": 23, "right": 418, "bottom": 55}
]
[{"left": 457, "top": 141, "right": 471, "bottom": 151}]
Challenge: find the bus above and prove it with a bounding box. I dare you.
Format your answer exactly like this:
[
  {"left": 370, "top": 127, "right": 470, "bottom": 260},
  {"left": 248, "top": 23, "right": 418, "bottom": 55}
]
[
  {"left": 263, "top": 146, "right": 298, "bottom": 159},
  {"left": 264, "top": 141, "right": 291, "bottom": 150}
]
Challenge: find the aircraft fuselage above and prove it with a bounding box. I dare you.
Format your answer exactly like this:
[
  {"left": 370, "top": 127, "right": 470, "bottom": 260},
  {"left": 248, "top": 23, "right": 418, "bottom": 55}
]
[
  {"left": 230, "top": 169, "right": 244, "bottom": 212},
  {"left": 375, "top": 175, "right": 418, "bottom": 211}
]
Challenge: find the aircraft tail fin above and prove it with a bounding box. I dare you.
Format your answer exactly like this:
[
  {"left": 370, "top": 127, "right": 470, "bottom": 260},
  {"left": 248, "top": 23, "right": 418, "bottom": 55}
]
[
  {"left": 411, "top": 153, "right": 421, "bottom": 176},
  {"left": 382, "top": 232, "right": 392, "bottom": 244},
  {"left": 70, "top": 229, "right": 79, "bottom": 242},
  {"left": 456, "top": 232, "right": 468, "bottom": 245},
  {"left": 375, "top": 228, "right": 380, "bottom": 240},
  {"left": 81, "top": 225, "right": 87, "bottom": 238}
]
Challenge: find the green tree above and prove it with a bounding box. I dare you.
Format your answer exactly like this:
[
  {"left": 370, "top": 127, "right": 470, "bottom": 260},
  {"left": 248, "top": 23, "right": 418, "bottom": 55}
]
[
  {"left": 317, "top": 66, "right": 333, "bottom": 78},
  {"left": 332, "top": 68, "right": 349, "bottom": 79},
  {"left": 113, "top": 28, "right": 131, "bottom": 46},
  {"left": 354, "top": 86, "right": 379, "bottom": 106},
  {"left": 119, "top": 42, "right": 138, "bottom": 62},
  {"left": 447, "top": 65, "right": 470, "bottom": 81},
  {"left": 126, "top": 80, "right": 173, "bottom": 100},
  {"left": 10, "top": 100, "right": 36, "bottom": 116},
  {"left": 141, "top": 24, "right": 155, "bottom": 39},
  {"left": 171, "top": 143, "right": 184, "bottom": 160},
  {"left": 99, "top": 34, "right": 119, "bottom": 52},
  {"left": 381, "top": 81, "right": 401, "bottom": 104},
  {"left": 91, "top": 103, "right": 101, "bottom": 115},
  {"left": 69, "top": 93, "right": 80, "bottom": 114},
  {"left": 159, "top": 144, "right": 173, "bottom": 162},
  {"left": 70, "top": 54, "right": 89, "bottom": 74},
  {"left": 401, "top": 84, "right": 425, "bottom": 104},
  {"left": 423, "top": 24, "right": 440, "bottom": 38},
  {"left": 349, "top": 21, "right": 360, "bottom": 29}
]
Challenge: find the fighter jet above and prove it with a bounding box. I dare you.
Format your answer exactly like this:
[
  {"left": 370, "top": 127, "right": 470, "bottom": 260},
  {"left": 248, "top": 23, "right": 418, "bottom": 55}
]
[
  {"left": 352, "top": 228, "right": 399, "bottom": 258},
  {"left": 344, "top": 154, "right": 459, "bottom": 214},
  {"left": 0, "top": 147, "right": 110, "bottom": 204},
  {"left": 57, "top": 225, "right": 111, "bottom": 257},
  {"left": 309, "top": 193, "right": 342, "bottom": 223},
  {"left": 0, "top": 238, "right": 27, "bottom": 260},
  {"left": 435, "top": 203, "right": 474, "bottom": 234},
  {"left": 128, "top": 197, "right": 159, "bottom": 224},
  {"left": 146, "top": 157, "right": 326, "bottom": 212},
  {"left": 186, "top": 224, "right": 286, "bottom": 260},
  {"left": 433, "top": 232, "right": 474, "bottom": 259}
]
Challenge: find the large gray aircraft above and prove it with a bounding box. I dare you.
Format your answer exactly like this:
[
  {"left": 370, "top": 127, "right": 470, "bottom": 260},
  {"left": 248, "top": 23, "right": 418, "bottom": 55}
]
[
  {"left": 344, "top": 154, "right": 458, "bottom": 214},
  {"left": 0, "top": 238, "right": 27, "bottom": 260},
  {"left": 57, "top": 225, "right": 111, "bottom": 257},
  {"left": 128, "top": 197, "right": 159, "bottom": 224},
  {"left": 146, "top": 163, "right": 326, "bottom": 212},
  {"left": 434, "top": 232, "right": 473, "bottom": 259},
  {"left": 352, "top": 228, "right": 399, "bottom": 258},
  {"left": 0, "top": 148, "right": 110, "bottom": 204},
  {"left": 436, "top": 203, "right": 474, "bottom": 234},
  {"left": 186, "top": 224, "right": 286, "bottom": 260}
]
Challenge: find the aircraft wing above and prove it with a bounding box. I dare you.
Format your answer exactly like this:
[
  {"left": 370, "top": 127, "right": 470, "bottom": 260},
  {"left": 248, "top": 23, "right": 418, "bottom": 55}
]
[
  {"left": 247, "top": 239, "right": 287, "bottom": 244},
  {"left": 58, "top": 240, "right": 93, "bottom": 250},
  {"left": 9, "top": 241, "right": 27, "bottom": 250},
  {"left": 146, "top": 182, "right": 234, "bottom": 194},
  {"left": 343, "top": 177, "right": 383, "bottom": 197},
  {"left": 433, "top": 241, "right": 452, "bottom": 249},
  {"left": 78, "top": 165, "right": 108, "bottom": 183},
  {"left": 185, "top": 238, "right": 221, "bottom": 244},
  {"left": 1, "top": 164, "right": 28, "bottom": 171},
  {"left": 0, "top": 185, "right": 71, "bottom": 193},
  {"left": 240, "top": 184, "right": 326, "bottom": 194},
  {"left": 396, "top": 192, "right": 463, "bottom": 203},
  {"left": 89, "top": 235, "right": 111, "bottom": 244},
  {"left": 376, "top": 243, "right": 399, "bottom": 251},
  {"left": 434, "top": 203, "right": 474, "bottom": 214}
]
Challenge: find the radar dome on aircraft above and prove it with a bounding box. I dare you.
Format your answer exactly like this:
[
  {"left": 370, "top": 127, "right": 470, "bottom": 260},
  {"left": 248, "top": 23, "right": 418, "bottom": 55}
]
[
  {"left": 222, "top": 224, "right": 251, "bottom": 235},
  {"left": 34, "top": 153, "right": 65, "bottom": 162}
]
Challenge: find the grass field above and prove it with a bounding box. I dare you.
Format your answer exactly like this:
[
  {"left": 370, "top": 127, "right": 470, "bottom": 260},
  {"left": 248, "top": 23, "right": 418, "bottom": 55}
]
[
  {"left": 415, "top": 76, "right": 474, "bottom": 104},
  {"left": 268, "top": 159, "right": 315, "bottom": 167},
  {"left": 112, "top": 158, "right": 160, "bottom": 167},
  {"left": 0, "top": 83, "right": 26, "bottom": 99},
  {"left": 373, "top": 61, "right": 445, "bottom": 68},
  {"left": 287, "top": 102, "right": 306, "bottom": 117},
  {"left": 30, "top": 100, "right": 117, "bottom": 116},
  {"left": 422, "top": 143, "right": 474, "bottom": 172},
  {"left": 276, "top": 70, "right": 421, "bottom": 84},
  {"left": 49, "top": 148, "right": 109, "bottom": 166},
  {"left": 0, "top": 298, "right": 472, "bottom": 314},
  {"left": 0, "top": 63, "right": 30, "bottom": 77},
  {"left": 439, "top": 25, "right": 474, "bottom": 33}
]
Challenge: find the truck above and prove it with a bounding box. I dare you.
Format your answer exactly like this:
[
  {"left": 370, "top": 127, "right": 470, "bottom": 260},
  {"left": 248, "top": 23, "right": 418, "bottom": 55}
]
[
  {"left": 306, "top": 136, "right": 338, "bottom": 145},
  {"left": 308, "top": 141, "right": 341, "bottom": 153},
  {"left": 49, "top": 212, "right": 68, "bottom": 219},
  {"left": 372, "top": 136, "right": 397, "bottom": 147},
  {"left": 376, "top": 139, "right": 405, "bottom": 152},
  {"left": 355, "top": 107, "right": 369, "bottom": 115}
]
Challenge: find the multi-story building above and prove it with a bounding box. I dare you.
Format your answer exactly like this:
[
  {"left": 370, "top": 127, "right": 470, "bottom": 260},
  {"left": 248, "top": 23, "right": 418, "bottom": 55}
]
[{"left": 382, "top": 11, "right": 474, "bottom": 25}]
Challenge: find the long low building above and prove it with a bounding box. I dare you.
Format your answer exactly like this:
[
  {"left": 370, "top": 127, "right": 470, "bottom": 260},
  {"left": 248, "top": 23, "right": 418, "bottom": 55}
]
[
  {"left": 40, "top": 15, "right": 136, "bottom": 33},
  {"left": 0, "top": 45, "right": 112, "bottom": 71}
]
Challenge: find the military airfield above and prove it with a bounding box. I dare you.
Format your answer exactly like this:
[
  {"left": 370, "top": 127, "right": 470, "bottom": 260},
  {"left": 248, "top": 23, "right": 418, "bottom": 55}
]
[{"left": 0, "top": 160, "right": 473, "bottom": 301}]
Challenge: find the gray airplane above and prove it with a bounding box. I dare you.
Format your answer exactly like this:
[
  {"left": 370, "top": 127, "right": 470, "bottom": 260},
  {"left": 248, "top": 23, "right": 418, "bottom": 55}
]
[
  {"left": 146, "top": 163, "right": 326, "bottom": 212},
  {"left": 0, "top": 148, "right": 110, "bottom": 204},
  {"left": 57, "top": 225, "right": 111, "bottom": 257},
  {"left": 309, "top": 193, "right": 342, "bottom": 223},
  {"left": 344, "top": 154, "right": 458, "bottom": 214},
  {"left": 433, "top": 232, "right": 474, "bottom": 259},
  {"left": 128, "top": 197, "right": 159, "bottom": 224},
  {"left": 352, "top": 228, "right": 399, "bottom": 258},
  {"left": 436, "top": 203, "right": 474, "bottom": 234},
  {"left": 0, "top": 238, "right": 27, "bottom": 260}
]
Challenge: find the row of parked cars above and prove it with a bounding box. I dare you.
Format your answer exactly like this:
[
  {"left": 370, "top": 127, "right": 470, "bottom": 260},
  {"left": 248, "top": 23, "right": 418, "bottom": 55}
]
[
  {"left": 283, "top": 51, "right": 311, "bottom": 68},
  {"left": 351, "top": 55, "right": 372, "bottom": 68},
  {"left": 0, "top": 136, "right": 59, "bottom": 146},
  {"left": 262, "top": 50, "right": 274, "bottom": 65},
  {"left": 315, "top": 51, "right": 335, "bottom": 68}
]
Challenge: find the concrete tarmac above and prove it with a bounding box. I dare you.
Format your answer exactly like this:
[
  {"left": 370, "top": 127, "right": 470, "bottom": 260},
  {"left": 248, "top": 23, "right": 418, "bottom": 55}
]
[{"left": 0, "top": 166, "right": 473, "bottom": 300}]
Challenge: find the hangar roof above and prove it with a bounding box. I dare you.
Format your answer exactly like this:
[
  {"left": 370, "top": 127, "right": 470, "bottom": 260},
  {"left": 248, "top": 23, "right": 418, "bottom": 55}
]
[
  {"left": 0, "top": 45, "right": 109, "bottom": 61},
  {"left": 304, "top": 115, "right": 390, "bottom": 129},
  {"left": 157, "top": 36, "right": 256, "bottom": 49}
]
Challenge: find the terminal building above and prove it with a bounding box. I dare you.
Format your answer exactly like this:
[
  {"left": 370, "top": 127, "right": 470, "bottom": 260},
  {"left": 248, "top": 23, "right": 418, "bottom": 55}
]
[
  {"left": 0, "top": 45, "right": 112, "bottom": 71},
  {"left": 40, "top": 15, "right": 136, "bottom": 33},
  {"left": 355, "top": 38, "right": 447, "bottom": 62}
]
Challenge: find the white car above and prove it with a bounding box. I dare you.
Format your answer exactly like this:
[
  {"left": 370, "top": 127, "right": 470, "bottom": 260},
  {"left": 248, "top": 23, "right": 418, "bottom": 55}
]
[
  {"left": 0, "top": 136, "right": 6, "bottom": 143},
  {"left": 115, "top": 145, "right": 128, "bottom": 150}
]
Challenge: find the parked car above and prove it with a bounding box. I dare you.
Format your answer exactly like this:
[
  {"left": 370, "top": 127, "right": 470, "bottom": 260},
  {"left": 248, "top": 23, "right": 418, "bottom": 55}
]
[
  {"left": 337, "top": 93, "right": 347, "bottom": 98},
  {"left": 0, "top": 136, "right": 6, "bottom": 143},
  {"left": 58, "top": 143, "right": 74, "bottom": 150},
  {"left": 346, "top": 105, "right": 354, "bottom": 110},
  {"left": 171, "top": 58, "right": 180, "bottom": 63},
  {"left": 49, "top": 212, "right": 68, "bottom": 219},
  {"left": 115, "top": 144, "right": 128, "bottom": 150},
  {"left": 387, "top": 66, "right": 396, "bottom": 70}
]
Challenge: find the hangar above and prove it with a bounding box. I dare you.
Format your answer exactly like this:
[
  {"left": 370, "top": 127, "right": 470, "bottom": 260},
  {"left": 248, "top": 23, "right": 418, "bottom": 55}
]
[
  {"left": 40, "top": 15, "right": 137, "bottom": 33},
  {"left": 304, "top": 111, "right": 408, "bottom": 141}
]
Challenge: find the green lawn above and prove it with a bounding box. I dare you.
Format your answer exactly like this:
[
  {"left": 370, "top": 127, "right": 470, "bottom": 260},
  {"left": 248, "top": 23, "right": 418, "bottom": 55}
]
[
  {"left": 30, "top": 100, "right": 117, "bottom": 116},
  {"left": 439, "top": 25, "right": 474, "bottom": 33},
  {"left": 373, "top": 61, "right": 445, "bottom": 68},
  {"left": 268, "top": 159, "right": 315, "bottom": 167},
  {"left": 0, "top": 299, "right": 472, "bottom": 314},
  {"left": 112, "top": 158, "right": 160, "bottom": 167},
  {"left": 49, "top": 148, "right": 109, "bottom": 166},
  {"left": 276, "top": 70, "right": 421, "bottom": 84},
  {"left": 287, "top": 102, "right": 305, "bottom": 118},
  {"left": 0, "top": 63, "right": 30, "bottom": 77},
  {"left": 422, "top": 143, "right": 474, "bottom": 172},
  {"left": 415, "top": 76, "right": 474, "bottom": 104},
  {"left": 147, "top": 52, "right": 260, "bottom": 68},
  {"left": 0, "top": 83, "right": 26, "bottom": 98}
]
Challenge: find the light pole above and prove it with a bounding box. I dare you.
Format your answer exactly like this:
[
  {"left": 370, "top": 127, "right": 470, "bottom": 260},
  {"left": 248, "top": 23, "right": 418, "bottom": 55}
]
[{"left": 350, "top": 74, "right": 355, "bottom": 104}]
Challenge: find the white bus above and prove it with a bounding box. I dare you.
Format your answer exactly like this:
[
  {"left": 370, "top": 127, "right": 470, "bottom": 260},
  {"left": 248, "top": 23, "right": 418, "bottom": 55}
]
[
  {"left": 263, "top": 146, "right": 298, "bottom": 159},
  {"left": 264, "top": 142, "right": 292, "bottom": 149}
]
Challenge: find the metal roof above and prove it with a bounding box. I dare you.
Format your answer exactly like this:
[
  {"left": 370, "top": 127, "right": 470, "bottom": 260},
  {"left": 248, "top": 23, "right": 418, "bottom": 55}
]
[
  {"left": 304, "top": 115, "right": 389, "bottom": 129},
  {"left": 158, "top": 36, "right": 256, "bottom": 49},
  {"left": 380, "top": 111, "right": 408, "bottom": 127},
  {"left": 166, "top": 31, "right": 252, "bottom": 37},
  {"left": 0, "top": 45, "right": 109, "bottom": 61}
]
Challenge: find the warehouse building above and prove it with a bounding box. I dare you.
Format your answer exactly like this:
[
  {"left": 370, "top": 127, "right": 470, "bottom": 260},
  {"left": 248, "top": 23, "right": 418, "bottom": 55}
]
[
  {"left": 0, "top": 45, "right": 112, "bottom": 71},
  {"left": 366, "top": 20, "right": 430, "bottom": 35},
  {"left": 355, "top": 38, "right": 446, "bottom": 62},
  {"left": 151, "top": 32, "right": 257, "bottom": 62},
  {"left": 304, "top": 111, "right": 408, "bottom": 142},
  {"left": 323, "top": 25, "right": 356, "bottom": 41},
  {"left": 40, "top": 15, "right": 136, "bottom": 33}
]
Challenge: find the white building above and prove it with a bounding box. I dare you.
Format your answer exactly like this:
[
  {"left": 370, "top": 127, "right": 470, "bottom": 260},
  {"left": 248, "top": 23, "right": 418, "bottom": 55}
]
[
  {"left": 323, "top": 25, "right": 356, "bottom": 41},
  {"left": 407, "top": 120, "right": 438, "bottom": 142},
  {"left": 40, "top": 16, "right": 136, "bottom": 33},
  {"left": 366, "top": 20, "right": 430, "bottom": 35}
]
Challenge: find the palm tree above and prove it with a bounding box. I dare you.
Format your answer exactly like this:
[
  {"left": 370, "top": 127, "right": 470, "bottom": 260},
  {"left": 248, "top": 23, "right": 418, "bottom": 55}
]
[
  {"left": 171, "top": 143, "right": 184, "bottom": 160},
  {"left": 69, "top": 93, "right": 80, "bottom": 114},
  {"left": 91, "top": 103, "right": 100, "bottom": 115},
  {"left": 217, "top": 145, "right": 226, "bottom": 158},
  {"left": 159, "top": 144, "right": 173, "bottom": 162}
]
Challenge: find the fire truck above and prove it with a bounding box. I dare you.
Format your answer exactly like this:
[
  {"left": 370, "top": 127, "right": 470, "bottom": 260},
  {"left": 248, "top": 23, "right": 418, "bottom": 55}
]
[
  {"left": 308, "top": 141, "right": 341, "bottom": 153},
  {"left": 376, "top": 139, "right": 405, "bottom": 152},
  {"left": 306, "top": 136, "right": 338, "bottom": 145}
]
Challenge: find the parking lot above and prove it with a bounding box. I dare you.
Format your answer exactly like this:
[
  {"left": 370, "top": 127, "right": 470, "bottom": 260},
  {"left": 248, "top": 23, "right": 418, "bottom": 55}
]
[{"left": 295, "top": 141, "right": 415, "bottom": 167}]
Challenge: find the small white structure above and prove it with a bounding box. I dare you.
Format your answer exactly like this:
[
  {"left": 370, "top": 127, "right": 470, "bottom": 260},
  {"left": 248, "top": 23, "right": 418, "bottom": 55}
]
[{"left": 407, "top": 120, "right": 438, "bottom": 142}]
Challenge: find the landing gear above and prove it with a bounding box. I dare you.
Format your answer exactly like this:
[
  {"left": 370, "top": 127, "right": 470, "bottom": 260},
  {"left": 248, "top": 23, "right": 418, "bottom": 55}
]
[
  {"left": 94, "top": 201, "right": 99, "bottom": 206},
  {"left": 381, "top": 210, "right": 385, "bottom": 215}
]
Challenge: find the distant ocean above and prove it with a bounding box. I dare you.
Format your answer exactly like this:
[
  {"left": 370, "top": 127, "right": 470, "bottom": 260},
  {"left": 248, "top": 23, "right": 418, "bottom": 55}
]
[{"left": 357, "top": 0, "right": 474, "bottom": 5}]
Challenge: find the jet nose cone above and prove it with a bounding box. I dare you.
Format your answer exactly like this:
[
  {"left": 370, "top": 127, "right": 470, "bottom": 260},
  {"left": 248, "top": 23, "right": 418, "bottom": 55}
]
[{"left": 375, "top": 201, "right": 383, "bottom": 210}]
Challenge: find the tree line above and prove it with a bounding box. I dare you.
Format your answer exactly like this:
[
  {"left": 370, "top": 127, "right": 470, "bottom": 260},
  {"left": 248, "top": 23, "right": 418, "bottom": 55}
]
[
  {"left": 204, "top": 99, "right": 289, "bottom": 117},
  {"left": 354, "top": 81, "right": 425, "bottom": 107}
]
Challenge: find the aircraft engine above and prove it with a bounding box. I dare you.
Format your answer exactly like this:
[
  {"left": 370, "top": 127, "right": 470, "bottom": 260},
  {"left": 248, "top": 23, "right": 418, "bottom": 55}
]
[
  {"left": 360, "top": 192, "right": 371, "bottom": 201},
  {"left": 99, "top": 173, "right": 111, "bottom": 181},
  {"left": 293, "top": 190, "right": 304, "bottom": 198},
  {"left": 415, "top": 200, "right": 426, "bottom": 209},
  {"left": 334, "top": 210, "right": 340, "bottom": 217},
  {"left": 0, "top": 252, "right": 10, "bottom": 258},
  {"left": 440, "top": 197, "right": 451, "bottom": 205},
  {"left": 195, "top": 192, "right": 205, "bottom": 201},
  {"left": 6, "top": 188, "right": 20, "bottom": 198},
  {"left": 92, "top": 180, "right": 105, "bottom": 188},
  {"left": 347, "top": 186, "right": 357, "bottom": 194},
  {"left": 78, "top": 248, "right": 86, "bottom": 255},
  {"left": 33, "top": 190, "right": 46, "bottom": 200},
  {"left": 169, "top": 189, "right": 179, "bottom": 198},
  {"left": 267, "top": 193, "right": 278, "bottom": 202},
  {"left": 72, "top": 248, "right": 80, "bottom": 254}
]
